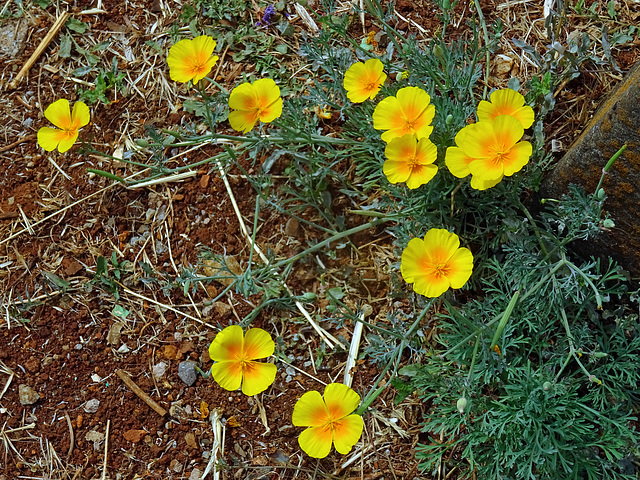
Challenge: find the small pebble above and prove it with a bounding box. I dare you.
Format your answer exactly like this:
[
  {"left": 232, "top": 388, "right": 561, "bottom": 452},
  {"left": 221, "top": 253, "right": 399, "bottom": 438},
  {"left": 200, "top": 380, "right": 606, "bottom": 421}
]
[
  {"left": 189, "top": 469, "right": 202, "bottom": 480},
  {"left": 152, "top": 362, "right": 168, "bottom": 381},
  {"left": 178, "top": 361, "right": 198, "bottom": 386},
  {"left": 84, "top": 399, "right": 100, "bottom": 413},
  {"left": 18, "top": 384, "right": 39, "bottom": 405}
]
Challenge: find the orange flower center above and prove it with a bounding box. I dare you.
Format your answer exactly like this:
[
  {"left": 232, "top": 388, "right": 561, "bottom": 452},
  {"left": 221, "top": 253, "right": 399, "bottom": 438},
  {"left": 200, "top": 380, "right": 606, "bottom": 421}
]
[{"left": 407, "top": 156, "right": 420, "bottom": 168}]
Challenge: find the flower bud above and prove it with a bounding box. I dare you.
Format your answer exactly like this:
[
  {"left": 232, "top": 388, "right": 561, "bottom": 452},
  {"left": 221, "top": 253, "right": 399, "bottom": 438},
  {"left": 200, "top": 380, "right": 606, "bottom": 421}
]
[
  {"left": 433, "top": 44, "right": 444, "bottom": 60},
  {"left": 591, "top": 352, "right": 608, "bottom": 358},
  {"left": 596, "top": 188, "right": 606, "bottom": 200},
  {"left": 445, "top": 114, "right": 454, "bottom": 125},
  {"left": 301, "top": 292, "right": 317, "bottom": 301},
  {"left": 543, "top": 381, "right": 552, "bottom": 391},
  {"left": 588, "top": 375, "right": 602, "bottom": 385},
  {"left": 602, "top": 219, "right": 615, "bottom": 229},
  {"left": 135, "top": 139, "right": 148, "bottom": 147},
  {"left": 456, "top": 397, "right": 467, "bottom": 414}
]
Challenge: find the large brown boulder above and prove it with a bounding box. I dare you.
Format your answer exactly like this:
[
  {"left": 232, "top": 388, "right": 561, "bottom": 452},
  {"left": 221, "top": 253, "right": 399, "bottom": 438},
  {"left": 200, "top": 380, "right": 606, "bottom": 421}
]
[{"left": 541, "top": 59, "right": 640, "bottom": 275}]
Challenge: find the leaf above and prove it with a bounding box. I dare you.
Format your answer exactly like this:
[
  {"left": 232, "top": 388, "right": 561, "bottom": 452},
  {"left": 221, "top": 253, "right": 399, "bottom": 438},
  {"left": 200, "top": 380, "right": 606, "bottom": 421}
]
[
  {"left": 59, "top": 34, "right": 72, "bottom": 58},
  {"left": 87, "top": 169, "right": 126, "bottom": 184},
  {"left": 66, "top": 17, "right": 88, "bottom": 34}
]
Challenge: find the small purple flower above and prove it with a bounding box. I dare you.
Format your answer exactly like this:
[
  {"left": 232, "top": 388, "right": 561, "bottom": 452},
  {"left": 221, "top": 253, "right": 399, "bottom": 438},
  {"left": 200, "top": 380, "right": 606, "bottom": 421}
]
[{"left": 256, "top": 4, "right": 277, "bottom": 27}]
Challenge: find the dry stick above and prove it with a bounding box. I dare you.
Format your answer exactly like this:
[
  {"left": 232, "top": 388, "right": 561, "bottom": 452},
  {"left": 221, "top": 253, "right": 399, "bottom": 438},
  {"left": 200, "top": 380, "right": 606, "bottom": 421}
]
[
  {"left": 64, "top": 412, "right": 74, "bottom": 460},
  {"left": 116, "top": 369, "right": 168, "bottom": 416},
  {"left": 215, "top": 161, "right": 344, "bottom": 349},
  {"left": 100, "top": 419, "right": 110, "bottom": 480},
  {"left": 0, "top": 134, "right": 36, "bottom": 153},
  {"left": 8, "top": 12, "right": 71, "bottom": 90}
]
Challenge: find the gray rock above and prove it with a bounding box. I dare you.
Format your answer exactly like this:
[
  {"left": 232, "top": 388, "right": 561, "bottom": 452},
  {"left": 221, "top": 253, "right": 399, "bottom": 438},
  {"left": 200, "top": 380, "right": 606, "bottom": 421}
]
[
  {"left": 178, "top": 361, "right": 198, "bottom": 386},
  {"left": 541, "top": 59, "right": 640, "bottom": 274},
  {"left": 18, "top": 384, "right": 39, "bottom": 405}
]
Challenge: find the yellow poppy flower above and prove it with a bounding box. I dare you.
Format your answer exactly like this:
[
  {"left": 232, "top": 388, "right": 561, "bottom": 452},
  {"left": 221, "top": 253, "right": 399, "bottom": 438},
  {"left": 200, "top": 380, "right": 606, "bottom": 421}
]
[
  {"left": 477, "top": 88, "right": 534, "bottom": 129},
  {"left": 342, "top": 58, "right": 387, "bottom": 103},
  {"left": 228, "top": 78, "right": 283, "bottom": 133},
  {"left": 383, "top": 134, "right": 438, "bottom": 189},
  {"left": 37, "top": 99, "right": 90, "bottom": 153},
  {"left": 372, "top": 86, "right": 435, "bottom": 143},
  {"left": 292, "top": 383, "right": 364, "bottom": 458},
  {"left": 445, "top": 125, "right": 501, "bottom": 190},
  {"left": 401, "top": 228, "right": 473, "bottom": 298},
  {"left": 209, "top": 325, "right": 277, "bottom": 396},
  {"left": 461, "top": 115, "right": 532, "bottom": 186},
  {"left": 167, "top": 35, "right": 219, "bottom": 84}
]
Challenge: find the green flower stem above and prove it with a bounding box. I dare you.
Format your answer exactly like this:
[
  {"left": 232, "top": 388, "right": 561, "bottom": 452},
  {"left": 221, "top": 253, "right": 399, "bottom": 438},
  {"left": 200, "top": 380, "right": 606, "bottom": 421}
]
[
  {"left": 489, "top": 290, "right": 521, "bottom": 351},
  {"left": 594, "top": 144, "right": 627, "bottom": 195},
  {"left": 270, "top": 219, "right": 389, "bottom": 271},
  {"left": 356, "top": 300, "right": 434, "bottom": 415}
]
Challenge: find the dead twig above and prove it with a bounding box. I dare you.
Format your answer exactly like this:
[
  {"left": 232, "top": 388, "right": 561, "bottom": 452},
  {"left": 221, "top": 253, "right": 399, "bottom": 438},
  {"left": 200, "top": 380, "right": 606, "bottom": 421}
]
[
  {"left": 64, "top": 412, "right": 74, "bottom": 461},
  {"left": 0, "top": 134, "right": 36, "bottom": 153},
  {"left": 100, "top": 419, "right": 110, "bottom": 480},
  {"left": 116, "top": 369, "right": 168, "bottom": 417},
  {"left": 8, "top": 12, "right": 71, "bottom": 90}
]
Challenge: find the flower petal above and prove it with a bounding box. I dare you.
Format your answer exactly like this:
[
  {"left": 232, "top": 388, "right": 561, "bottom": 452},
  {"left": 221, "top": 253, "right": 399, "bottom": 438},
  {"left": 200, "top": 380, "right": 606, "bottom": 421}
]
[
  {"left": 470, "top": 174, "right": 503, "bottom": 190},
  {"left": 208, "top": 325, "right": 244, "bottom": 362},
  {"left": 444, "top": 247, "right": 474, "bottom": 289},
  {"left": 44, "top": 99, "right": 72, "bottom": 129},
  {"left": 241, "top": 361, "right": 277, "bottom": 396},
  {"left": 211, "top": 360, "right": 243, "bottom": 391},
  {"left": 292, "top": 390, "right": 329, "bottom": 427},
  {"left": 372, "top": 96, "right": 402, "bottom": 132},
  {"left": 243, "top": 327, "right": 275, "bottom": 359},
  {"left": 298, "top": 426, "right": 333, "bottom": 458},
  {"left": 477, "top": 89, "right": 534, "bottom": 129},
  {"left": 501, "top": 140, "right": 532, "bottom": 176},
  {"left": 229, "top": 110, "right": 258, "bottom": 133},
  {"left": 323, "top": 383, "right": 361, "bottom": 420},
  {"left": 229, "top": 82, "right": 258, "bottom": 111},
  {"left": 258, "top": 97, "right": 283, "bottom": 124},
  {"left": 405, "top": 164, "right": 437, "bottom": 189},
  {"left": 57, "top": 132, "right": 80, "bottom": 153},
  {"left": 445, "top": 146, "right": 473, "bottom": 178},
  {"left": 422, "top": 228, "right": 460, "bottom": 264},
  {"left": 332, "top": 414, "right": 364, "bottom": 454},
  {"left": 71, "top": 101, "right": 91, "bottom": 129},
  {"left": 383, "top": 159, "right": 412, "bottom": 184},
  {"left": 37, "top": 127, "right": 66, "bottom": 151}
]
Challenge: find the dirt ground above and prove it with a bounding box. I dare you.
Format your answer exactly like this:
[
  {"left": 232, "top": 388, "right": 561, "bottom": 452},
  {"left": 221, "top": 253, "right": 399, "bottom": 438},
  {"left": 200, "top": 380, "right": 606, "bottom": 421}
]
[{"left": 1, "top": 0, "right": 639, "bottom": 479}]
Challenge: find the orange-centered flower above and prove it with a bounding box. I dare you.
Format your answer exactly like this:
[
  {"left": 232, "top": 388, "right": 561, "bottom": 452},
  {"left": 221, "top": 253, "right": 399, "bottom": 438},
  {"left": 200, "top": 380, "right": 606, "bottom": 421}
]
[
  {"left": 292, "top": 383, "right": 364, "bottom": 458},
  {"left": 343, "top": 58, "right": 387, "bottom": 103},
  {"left": 383, "top": 134, "right": 438, "bottom": 189},
  {"left": 401, "top": 228, "right": 473, "bottom": 298},
  {"left": 477, "top": 88, "right": 535, "bottom": 129},
  {"left": 167, "top": 35, "right": 219, "bottom": 84},
  {"left": 372, "top": 86, "right": 435, "bottom": 143},
  {"left": 37, "top": 99, "right": 90, "bottom": 153},
  {"left": 445, "top": 124, "right": 502, "bottom": 190},
  {"left": 459, "top": 115, "right": 532, "bottom": 187},
  {"left": 209, "top": 325, "right": 277, "bottom": 396},
  {"left": 228, "top": 78, "right": 283, "bottom": 133}
]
